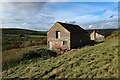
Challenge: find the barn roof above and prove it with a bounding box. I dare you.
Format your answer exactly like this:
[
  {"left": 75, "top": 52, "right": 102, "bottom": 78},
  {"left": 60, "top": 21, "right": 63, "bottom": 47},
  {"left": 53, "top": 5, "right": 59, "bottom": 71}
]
[{"left": 57, "top": 22, "right": 87, "bottom": 34}]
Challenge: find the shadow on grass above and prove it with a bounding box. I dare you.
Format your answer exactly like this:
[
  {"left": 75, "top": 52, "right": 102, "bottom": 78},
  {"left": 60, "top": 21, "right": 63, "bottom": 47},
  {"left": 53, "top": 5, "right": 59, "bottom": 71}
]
[
  {"left": 75, "top": 40, "right": 104, "bottom": 49},
  {"left": 2, "top": 48, "right": 58, "bottom": 71},
  {"left": 95, "top": 41, "right": 104, "bottom": 44},
  {"left": 87, "top": 40, "right": 104, "bottom": 46}
]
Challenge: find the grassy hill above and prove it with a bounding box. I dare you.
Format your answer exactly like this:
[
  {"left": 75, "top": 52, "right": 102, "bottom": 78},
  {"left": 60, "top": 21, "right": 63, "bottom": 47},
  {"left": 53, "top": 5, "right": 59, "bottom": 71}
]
[
  {"left": 2, "top": 29, "right": 119, "bottom": 78},
  {"left": 1, "top": 28, "right": 47, "bottom": 35},
  {"left": 2, "top": 28, "right": 47, "bottom": 51},
  {"left": 106, "top": 28, "right": 120, "bottom": 39}
]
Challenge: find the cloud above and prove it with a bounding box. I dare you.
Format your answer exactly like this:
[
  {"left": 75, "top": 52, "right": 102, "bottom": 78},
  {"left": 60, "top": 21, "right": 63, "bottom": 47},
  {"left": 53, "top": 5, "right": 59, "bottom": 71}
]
[
  {"left": 107, "top": 21, "right": 111, "bottom": 24},
  {"left": 102, "top": 6, "right": 118, "bottom": 19},
  {"left": 1, "top": 2, "right": 47, "bottom": 16},
  {"left": 80, "top": 18, "right": 118, "bottom": 29},
  {"left": 49, "top": 2, "right": 118, "bottom": 23},
  {"left": 1, "top": 0, "right": 71, "bottom": 2},
  {"left": 1, "top": 0, "right": 119, "bottom": 2},
  {"left": 48, "top": 0, "right": 70, "bottom": 2},
  {"left": 1, "top": 2, "right": 55, "bottom": 31},
  {"left": 69, "top": 14, "right": 103, "bottom": 23},
  {"left": 1, "top": 2, "right": 118, "bottom": 30},
  {"left": 89, "top": 25, "right": 93, "bottom": 28}
]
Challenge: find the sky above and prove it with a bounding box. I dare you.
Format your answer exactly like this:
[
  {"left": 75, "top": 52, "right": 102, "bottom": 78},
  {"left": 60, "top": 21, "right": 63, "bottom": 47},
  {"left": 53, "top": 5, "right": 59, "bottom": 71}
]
[{"left": 0, "top": 2, "right": 118, "bottom": 31}]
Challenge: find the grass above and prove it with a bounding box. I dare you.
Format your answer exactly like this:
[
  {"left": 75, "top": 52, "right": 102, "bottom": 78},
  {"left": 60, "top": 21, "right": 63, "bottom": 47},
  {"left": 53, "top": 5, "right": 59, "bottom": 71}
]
[
  {"left": 2, "top": 28, "right": 47, "bottom": 71},
  {"left": 2, "top": 37, "right": 119, "bottom": 78},
  {"left": 1, "top": 28, "right": 46, "bottom": 35},
  {"left": 1, "top": 28, "right": 47, "bottom": 51},
  {"left": 2, "top": 45, "right": 47, "bottom": 70},
  {"left": 2, "top": 34, "right": 47, "bottom": 51}
]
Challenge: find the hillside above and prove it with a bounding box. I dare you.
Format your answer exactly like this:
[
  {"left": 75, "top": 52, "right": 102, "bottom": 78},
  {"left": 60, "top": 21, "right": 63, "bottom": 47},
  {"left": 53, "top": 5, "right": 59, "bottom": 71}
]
[
  {"left": 1, "top": 28, "right": 47, "bottom": 35},
  {"left": 106, "top": 28, "right": 120, "bottom": 39},
  {"left": 2, "top": 37, "right": 119, "bottom": 78},
  {"left": 2, "top": 28, "right": 47, "bottom": 51}
]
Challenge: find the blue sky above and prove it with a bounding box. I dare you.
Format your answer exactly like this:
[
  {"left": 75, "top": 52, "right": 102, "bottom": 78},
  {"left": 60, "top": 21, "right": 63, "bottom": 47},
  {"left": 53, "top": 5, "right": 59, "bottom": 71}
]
[{"left": 0, "top": 2, "right": 118, "bottom": 31}]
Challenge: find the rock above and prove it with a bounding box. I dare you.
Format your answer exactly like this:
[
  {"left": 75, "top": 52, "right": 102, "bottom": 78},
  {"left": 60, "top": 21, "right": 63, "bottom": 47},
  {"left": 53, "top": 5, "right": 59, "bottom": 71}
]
[
  {"left": 7, "top": 69, "right": 13, "bottom": 74},
  {"left": 29, "top": 67, "right": 37, "bottom": 73},
  {"left": 57, "top": 60, "right": 61, "bottom": 64},
  {"left": 2, "top": 71, "right": 7, "bottom": 77},
  {"left": 15, "top": 67, "right": 19, "bottom": 70},
  {"left": 24, "top": 67, "right": 30, "bottom": 72},
  {"left": 29, "top": 60, "right": 32, "bottom": 63}
]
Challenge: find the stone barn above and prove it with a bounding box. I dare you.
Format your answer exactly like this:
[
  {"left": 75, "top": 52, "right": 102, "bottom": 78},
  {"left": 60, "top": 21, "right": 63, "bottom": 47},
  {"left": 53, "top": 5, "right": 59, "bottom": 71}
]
[
  {"left": 47, "top": 22, "right": 90, "bottom": 50},
  {"left": 90, "top": 30, "right": 105, "bottom": 40}
]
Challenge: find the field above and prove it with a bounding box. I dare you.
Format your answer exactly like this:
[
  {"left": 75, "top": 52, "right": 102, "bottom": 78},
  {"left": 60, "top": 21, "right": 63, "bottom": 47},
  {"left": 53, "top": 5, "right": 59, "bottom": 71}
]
[
  {"left": 1, "top": 28, "right": 46, "bottom": 35},
  {"left": 2, "top": 28, "right": 47, "bottom": 70},
  {"left": 2, "top": 28, "right": 119, "bottom": 78},
  {"left": 2, "top": 45, "right": 47, "bottom": 70},
  {"left": 2, "top": 38, "right": 119, "bottom": 78},
  {"left": 2, "top": 28, "right": 47, "bottom": 51},
  {"left": 2, "top": 34, "right": 46, "bottom": 51}
]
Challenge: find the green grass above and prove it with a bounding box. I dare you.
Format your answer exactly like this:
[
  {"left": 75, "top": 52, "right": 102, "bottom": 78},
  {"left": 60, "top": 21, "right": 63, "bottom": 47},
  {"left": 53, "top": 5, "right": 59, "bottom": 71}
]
[
  {"left": 28, "top": 35, "right": 47, "bottom": 40},
  {"left": 1, "top": 28, "right": 47, "bottom": 35},
  {"left": 2, "top": 34, "right": 47, "bottom": 51},
  {"left": 1, "top": 28, "right": 47, "bottom": 51},
  {"left": 2, "top": 45, "right": 47, "bottom": 70},
  {"left": 2, "top": 38, "right": 119, "bottom": 78},
  {"left": 2, "top": 28, "right": 47, "bottom": 71}
]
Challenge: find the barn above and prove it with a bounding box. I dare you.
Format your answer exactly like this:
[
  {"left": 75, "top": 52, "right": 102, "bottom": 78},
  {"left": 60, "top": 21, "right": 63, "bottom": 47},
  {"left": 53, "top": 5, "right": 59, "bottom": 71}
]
[
  {"left": 47, "top": 22, "right": 90, "bottom": 50},
  {"left": 90, "top": 30, "right": 105, "bottom": 40},
  {"left": 87, "top": 29, "right": 117, "bottom": 41}
]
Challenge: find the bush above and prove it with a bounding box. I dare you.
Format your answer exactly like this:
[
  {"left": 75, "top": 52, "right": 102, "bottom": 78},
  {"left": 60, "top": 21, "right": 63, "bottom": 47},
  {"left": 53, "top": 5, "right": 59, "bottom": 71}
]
[
  {"left": 22, "top": 48, "right": 57, "bottom": 60},
  {"left": 41, "top": 39, "right": 47, "bottom": 45},
  {"left": 88, "top": 40, "right": 96, "bottom": 46}
]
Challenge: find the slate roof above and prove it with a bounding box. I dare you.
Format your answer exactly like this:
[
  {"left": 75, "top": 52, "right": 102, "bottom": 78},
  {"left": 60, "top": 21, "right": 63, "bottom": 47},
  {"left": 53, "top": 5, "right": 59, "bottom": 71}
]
[{"left": 57, "top": 22, "right": 87, "bottom": 34}]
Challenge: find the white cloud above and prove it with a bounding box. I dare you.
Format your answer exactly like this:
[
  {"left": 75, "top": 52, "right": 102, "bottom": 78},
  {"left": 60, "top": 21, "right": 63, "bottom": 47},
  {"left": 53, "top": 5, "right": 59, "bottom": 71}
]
[
  {"left": 1, "top": 2, "right": 55, "bottom": 31},
  {"left": 48, "top": 0, "right": 70, "bottom": 2},
  {"left": 102, "top": 9, "right": 118, "bottom": 19},
  {"left": 1, "top": 0, "right": 119, "bottom": 2},
  {"left": 89, "top": 25, "right": 93, "bottom": 28},
  {"left": 107, "top": 21, "right": 111, "bottom": 24},
  {"left": 0, "top": 2, "right": 118, "bottom": 31},
  {"left": 69, "top": 14, "right": 103, "bottom": 23},
  {"left": 1, "top": 2, "right": 47, "bottom": 16},
  {"left": 1, "top": 0, "right": 70, "bottom": 2},
  {"left": 22, "top": 22, "right": 26, "bottom": 25}
]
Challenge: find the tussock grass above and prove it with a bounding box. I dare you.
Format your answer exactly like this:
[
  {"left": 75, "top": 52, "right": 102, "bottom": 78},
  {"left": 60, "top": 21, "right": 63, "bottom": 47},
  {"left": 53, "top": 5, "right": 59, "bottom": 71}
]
[
  {"left": 2, "top": 34, "right": 47, "bottom": 51},
  {"left": 2, "top": 45, "right": 46, "bottom": 70},
  {"left": 2, "top": 38, "right": 118, "bottom": 78}
]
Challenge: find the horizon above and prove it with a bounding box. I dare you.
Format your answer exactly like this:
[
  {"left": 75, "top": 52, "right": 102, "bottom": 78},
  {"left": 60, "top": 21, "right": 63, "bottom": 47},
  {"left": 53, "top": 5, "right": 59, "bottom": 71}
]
[{"left": 1, "top": 26, "right": 118, "bottom": 32}]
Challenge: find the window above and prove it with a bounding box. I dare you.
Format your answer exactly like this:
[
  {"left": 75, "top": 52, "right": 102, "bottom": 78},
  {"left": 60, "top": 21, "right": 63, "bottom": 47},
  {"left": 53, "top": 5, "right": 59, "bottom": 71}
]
[
  {"left": 63, "top": 41, "right": 67, "bottom": 45},
  {"left": 56, "top": 31, "right": 60, "bottom": 39}
]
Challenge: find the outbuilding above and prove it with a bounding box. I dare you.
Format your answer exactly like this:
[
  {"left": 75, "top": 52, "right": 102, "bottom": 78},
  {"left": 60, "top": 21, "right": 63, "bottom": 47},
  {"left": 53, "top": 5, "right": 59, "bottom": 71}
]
[{"left": 47, "top": 22, "right": 90, "bottom": 50}]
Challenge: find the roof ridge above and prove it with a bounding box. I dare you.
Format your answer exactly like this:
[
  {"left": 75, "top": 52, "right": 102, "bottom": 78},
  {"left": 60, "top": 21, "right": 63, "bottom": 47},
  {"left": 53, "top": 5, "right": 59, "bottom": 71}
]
[
  {"left": 57, "top": 21, "right": 79, "bottom": 26},
  {"left": 56, "top": 21, "right": 87, "bottom": 34}
]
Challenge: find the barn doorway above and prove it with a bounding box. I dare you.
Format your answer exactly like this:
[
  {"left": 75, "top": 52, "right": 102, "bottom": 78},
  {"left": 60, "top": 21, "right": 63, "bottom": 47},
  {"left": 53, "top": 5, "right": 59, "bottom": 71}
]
[{"left": 49, "top": 41, "right": 52, "bottom": 50}]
